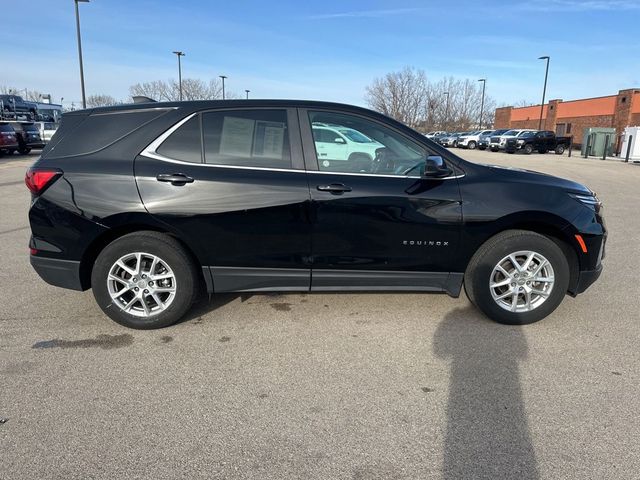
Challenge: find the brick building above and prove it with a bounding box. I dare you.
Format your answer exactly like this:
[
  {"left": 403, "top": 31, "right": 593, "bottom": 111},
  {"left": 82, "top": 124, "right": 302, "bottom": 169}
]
[{"left": 494, "top": 88, "right": 640, "bottom": 150}]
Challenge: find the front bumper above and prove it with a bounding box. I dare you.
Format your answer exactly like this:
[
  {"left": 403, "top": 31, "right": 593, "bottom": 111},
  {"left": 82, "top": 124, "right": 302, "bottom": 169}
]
[
  {"left": 30, "top": 255, "right": 84, "bottom": 291},
  {"left": 570, "top": 264, "right": 603, "bottom": 296}
]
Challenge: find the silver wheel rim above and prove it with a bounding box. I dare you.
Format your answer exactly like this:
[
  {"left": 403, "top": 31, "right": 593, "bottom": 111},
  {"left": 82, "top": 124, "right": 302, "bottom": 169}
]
[
  {"left": 489, "top": 250, "right": 555, "bottom": 313},
  {"left": 107, "top": 252, "right": 177, "bottom": 318}
]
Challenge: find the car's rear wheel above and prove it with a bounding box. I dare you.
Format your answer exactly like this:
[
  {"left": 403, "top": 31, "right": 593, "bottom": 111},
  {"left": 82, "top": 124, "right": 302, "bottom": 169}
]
[
  {"left": 464, "top": 230, "right": 569, "bottom": 325},
  {"left": 468, "top": 140, "right": 477, "bottom": 150},
  {"left": 555, "top": 145, "right": 565, "bottom": 155},
  {"left": 91, "top": 231, "right": 199, "bottom": 329}
]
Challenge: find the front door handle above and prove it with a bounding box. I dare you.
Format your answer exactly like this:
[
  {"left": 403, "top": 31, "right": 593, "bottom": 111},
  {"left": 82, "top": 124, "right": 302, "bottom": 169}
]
[
  {"left": 317, "top": 183, "right": 352, "bottom": 194},
  {"left": 156, "top": 173, "right": 194, "bottom": 186}
]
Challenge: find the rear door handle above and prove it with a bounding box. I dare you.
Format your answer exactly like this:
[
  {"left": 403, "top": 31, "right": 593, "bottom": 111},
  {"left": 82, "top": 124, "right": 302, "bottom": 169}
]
[
  {"left": 156, "top": 173, "right": 194, "bottom": 185},
  {"left": 316, "top": 183, "right": 352, "bottom": 194}
]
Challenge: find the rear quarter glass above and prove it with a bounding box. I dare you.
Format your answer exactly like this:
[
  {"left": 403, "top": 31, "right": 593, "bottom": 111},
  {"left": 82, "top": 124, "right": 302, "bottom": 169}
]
[{"left": 42, "top": 109, "right": 171, "bottom": 158}]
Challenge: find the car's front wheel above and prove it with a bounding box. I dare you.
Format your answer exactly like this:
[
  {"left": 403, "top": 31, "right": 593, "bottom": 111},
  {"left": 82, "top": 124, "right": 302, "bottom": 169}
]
[
  {"left": 91, "top": 231, "right": 199, "bottom": 329},
  {"left": 464, "top": 230, "right": 569, "bottom": 325},
  {"left": 467, "top": 140, "right": 477, "bottom": 150}
]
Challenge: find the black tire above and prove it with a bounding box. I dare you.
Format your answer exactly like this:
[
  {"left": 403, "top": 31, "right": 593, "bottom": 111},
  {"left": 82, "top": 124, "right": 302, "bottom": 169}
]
[
  {"left": 506, "top": 150, "right": 515, "bottom": 154},
  {"left": 490, "top": 147, "right": 499, "bottom": 152},
  {"left": 523, "top": 144, "right": 533, "bottom": 155},
  {"left": 91, "top": 231, "right": 199, "bottom": 329},
  {"left": 18, "top": 146, "right": 31, "bottom": 155},
  {"left": 555, "top": 145, "right": 565, "bottom": 155},
  {"left": 464, "top": 230, "right": 570, "bottom": 325},
  {"left": 478, "top": 146, "right": 486, "bottom": 150},
  {"left": 467, "top": 140, "right": 477, "bottom": 150}
]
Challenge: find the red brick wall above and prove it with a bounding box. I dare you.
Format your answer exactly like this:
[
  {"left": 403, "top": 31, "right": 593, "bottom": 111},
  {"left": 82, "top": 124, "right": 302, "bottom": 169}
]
[
  {"left": 494, "top": 107, "right": 512, "bottom": 129},
  {"left": 493, "top": 89, "right": 640, "bottom": 148},
  {"left": 555, "top": 115, "right": 615, "bottom": 144}
]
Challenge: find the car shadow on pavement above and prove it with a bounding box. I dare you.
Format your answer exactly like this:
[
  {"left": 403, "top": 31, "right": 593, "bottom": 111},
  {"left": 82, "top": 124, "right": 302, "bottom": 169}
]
[{"left": 434, "top": 307, "right": 539, "bottom": 480}]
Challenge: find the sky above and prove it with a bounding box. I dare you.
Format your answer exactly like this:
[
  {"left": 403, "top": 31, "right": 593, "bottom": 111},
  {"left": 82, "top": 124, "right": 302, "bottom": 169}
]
[{"left": 2, "top": 0, "right": 639, "bottom": 109}]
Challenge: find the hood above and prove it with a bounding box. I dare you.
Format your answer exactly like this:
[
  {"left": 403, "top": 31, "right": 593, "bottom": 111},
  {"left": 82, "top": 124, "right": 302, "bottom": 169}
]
[{"left": 482, "top": 164, "right": 592, "bottom": 195}]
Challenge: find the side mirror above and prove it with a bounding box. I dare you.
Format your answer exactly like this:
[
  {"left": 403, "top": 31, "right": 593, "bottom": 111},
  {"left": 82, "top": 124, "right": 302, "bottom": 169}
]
[
  {"left": 334, "top": 137, "right": 346, "bottom": 144},
  {"left": 423, "top": 155, "right": 453, "bottom": 178}
]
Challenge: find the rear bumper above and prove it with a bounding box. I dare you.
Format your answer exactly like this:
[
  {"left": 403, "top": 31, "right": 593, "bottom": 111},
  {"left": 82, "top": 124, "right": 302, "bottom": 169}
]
[
  {"left": 570, "top": 264, "right": 603, "bottom": 296},
  {"left": 30, "top": 255, "right": 84, "bottom": 291}
]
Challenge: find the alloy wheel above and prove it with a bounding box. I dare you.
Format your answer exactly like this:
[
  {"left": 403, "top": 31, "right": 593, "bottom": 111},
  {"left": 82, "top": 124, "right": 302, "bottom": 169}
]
[
  {"left": 107, "top": 252, "right": 177, "bottom": 317},
  {"left": 489, "top": 250, "right": 555, "bottom": 313}
]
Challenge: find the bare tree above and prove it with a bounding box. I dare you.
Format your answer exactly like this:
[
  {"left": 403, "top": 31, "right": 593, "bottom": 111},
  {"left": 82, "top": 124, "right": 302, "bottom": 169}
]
[
  {"left": 513, "top": 99, "right": 535, "bottom": 107},
  {"left": 365, "top": 68, "right": 497, "bottom": 132},
  {"left": 129, "top": 78, "right": 228, "bottom": 102},
  {"left": 0, "top": 86, "right": 48, "bottom": 102},
  {"left": 365, "top": 67, "right": 430, "bottom": 129},
  {"left": 86, "top": 94, "right": 120, "bottom": 107}
]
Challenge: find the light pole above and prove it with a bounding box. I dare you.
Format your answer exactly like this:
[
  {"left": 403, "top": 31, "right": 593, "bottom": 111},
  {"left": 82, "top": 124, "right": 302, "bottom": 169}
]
[
  {"left": 443, "top": 91, "right": 450, "bottom": 131},
  {"left": 74, "top": 0, "right": 89, "bottom": 109},
  {"left": 219, "top": 75, "right": 227, "bottom": 99},
  {"left": 478, "top": 78, "right": 486, "bottom": 130},
  {"left": 245, "top": 89, "right": 250, "bottom": 99},
  {"left": 172, "top": 51, "right": 185, "bottom": 101},
  {"left": 538, "top": 56, "right": 550, "bottom": 130}
]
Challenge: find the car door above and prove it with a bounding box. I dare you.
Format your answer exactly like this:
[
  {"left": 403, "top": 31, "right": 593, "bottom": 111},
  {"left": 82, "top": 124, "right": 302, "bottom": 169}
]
[
  {"left": 299, "top": 108, "right": 463, "bottom": 292},
  {"left": 135, "top": 107, "right": 312, "bottom": 292}
]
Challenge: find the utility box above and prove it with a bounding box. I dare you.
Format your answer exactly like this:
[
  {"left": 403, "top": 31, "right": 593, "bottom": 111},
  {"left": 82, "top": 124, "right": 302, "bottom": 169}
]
[
  {"left": 581, "top": 128, "right": 616, "bottom": 157},
  {"left": 620, "top": 126, "right": 640, "bottom": 162}
]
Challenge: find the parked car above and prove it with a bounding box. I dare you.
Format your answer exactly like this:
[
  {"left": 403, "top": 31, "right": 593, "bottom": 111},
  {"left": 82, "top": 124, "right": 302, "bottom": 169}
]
[
  {"left": 439, "top": 132, "right": 463, "bottom": 147},
  {"left": 489, "top": 129, "right": 537, "bottom": 151},
  {"left": 478, "top": 129, "right": 508, "bottom": 150},
  {"left": 0, "top": 123, "right": 19, "bottom": 156},
  {"left": 311, "top": 123, "right": 384, "bottom": 171},
  {"left": 425, "top": 131, "right": 446, "bottom": 138},
  {"left": 0, "top": 94, "right": 38, "bottom": 119},
  {"left": 35, "top": 121, "right": 58, "bottom": 143},
  {"left": 27, "top": 100, "right": 605, "bottom": 329},
  {"left": 457, "top": 130, "right": 494, "bottom": 150},
  {"left": 11, "top": 122, "right": 45, "bottom": 154},
  {"left": 505, "top": 130, "right": 572, "bottom": 155}
]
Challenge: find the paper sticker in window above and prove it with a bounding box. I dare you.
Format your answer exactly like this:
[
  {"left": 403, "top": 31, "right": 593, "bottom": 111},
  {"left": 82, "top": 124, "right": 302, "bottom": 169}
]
[
  {"left": 219, "top": 116, "right": 255, "bottom": 157},
  {"left": 253, "top": 121, "right": 285, "bottom": 159}
]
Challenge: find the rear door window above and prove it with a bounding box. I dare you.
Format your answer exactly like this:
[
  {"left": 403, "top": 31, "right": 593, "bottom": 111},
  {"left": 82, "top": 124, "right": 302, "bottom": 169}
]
[{"left": 202, "top": 110, "right": 291, "bottom": 169}]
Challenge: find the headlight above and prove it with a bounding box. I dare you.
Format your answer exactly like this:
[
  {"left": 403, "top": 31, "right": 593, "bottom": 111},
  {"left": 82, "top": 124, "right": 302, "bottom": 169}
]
[
  {"left": 569, "top": 193, "right": 602, "bottom": 211},
  {"left": 517, "top": 139, "right": 525, "bottom": 144}
]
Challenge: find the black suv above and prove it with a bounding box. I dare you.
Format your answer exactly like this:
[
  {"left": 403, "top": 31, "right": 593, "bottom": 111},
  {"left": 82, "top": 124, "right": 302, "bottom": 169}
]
[
  {"left": 12, "top": 122, "right": 45, "bottom": 154},
  {"left": 27, "top": 100, "right": 606, "bottom": 329}
]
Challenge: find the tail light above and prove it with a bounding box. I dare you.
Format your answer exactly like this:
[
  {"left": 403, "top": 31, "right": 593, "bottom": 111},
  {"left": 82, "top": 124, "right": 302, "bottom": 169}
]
[{"left": 25, "top": 168, "right": 62, "bottom": 195}]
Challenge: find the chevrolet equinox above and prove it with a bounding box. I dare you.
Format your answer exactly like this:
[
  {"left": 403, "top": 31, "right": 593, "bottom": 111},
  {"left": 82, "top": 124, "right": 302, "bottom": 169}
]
[{"left": 26, "top": 100, "right": 606, "bottom": 329}]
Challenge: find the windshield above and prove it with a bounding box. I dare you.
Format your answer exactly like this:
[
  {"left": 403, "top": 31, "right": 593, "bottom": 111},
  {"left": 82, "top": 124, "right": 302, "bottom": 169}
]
[
  {"left": 504, "top": 130, "right": 519, "bottom": 136},
  {"left": 520, "top": 131, "right": 537, "bottom": 138},
  {"left": 338, "top": 128, "right": 375, "bottom": 143}
]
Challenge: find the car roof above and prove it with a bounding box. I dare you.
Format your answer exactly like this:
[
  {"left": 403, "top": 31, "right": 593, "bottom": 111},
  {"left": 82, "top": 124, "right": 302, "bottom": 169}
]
[{"left": 82, "top": 99, "right": 384, "bottom": 117}]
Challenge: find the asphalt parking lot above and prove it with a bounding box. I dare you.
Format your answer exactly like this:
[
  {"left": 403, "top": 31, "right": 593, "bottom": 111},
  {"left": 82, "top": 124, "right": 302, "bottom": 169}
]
[{"left": 1, "top": 148, "right": 639, "bottom": 480}]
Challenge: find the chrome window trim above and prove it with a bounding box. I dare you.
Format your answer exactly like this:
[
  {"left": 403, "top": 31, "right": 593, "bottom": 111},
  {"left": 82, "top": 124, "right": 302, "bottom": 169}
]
[{"left": 140, "top": 112, "right": 464, "bottom": 180}]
